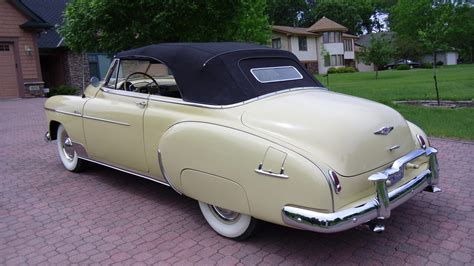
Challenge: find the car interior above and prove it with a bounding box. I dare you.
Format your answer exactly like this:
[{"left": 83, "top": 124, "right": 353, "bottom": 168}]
[{"left": 106, "top": 59, "right": 183, "bottom": 99}]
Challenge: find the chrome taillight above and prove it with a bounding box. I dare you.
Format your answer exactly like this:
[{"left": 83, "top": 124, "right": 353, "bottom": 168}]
[
  {"left": 328, "top": 170, "right": 342, "bottom": 194},
  {"left": 416, "top": 134, "right": 426, "bottom": 149}
]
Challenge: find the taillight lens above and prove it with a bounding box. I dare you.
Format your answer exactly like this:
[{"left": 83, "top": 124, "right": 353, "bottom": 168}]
[
  {"left": 328, "top": 170, "right": 342, "bottom": 194},
  {"left": 416, "top": 134, "right": 426, "bottom": 149}
]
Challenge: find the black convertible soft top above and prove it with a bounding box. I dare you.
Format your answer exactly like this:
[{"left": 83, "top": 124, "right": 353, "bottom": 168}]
[{"left": 116, "top": 42, "right": 322, "bottom": 105}]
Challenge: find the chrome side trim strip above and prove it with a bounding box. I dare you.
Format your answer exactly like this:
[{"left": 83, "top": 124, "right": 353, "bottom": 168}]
[
  {"left": 44, "top": 107, "right": 82, "bottom": 117},
  {"left": 78, "top": 156, "right": 171, "bottom": 188},
  {"left": 82, "top": 115, "right": 130, "bottom": 126},
  {"left": 149, "top": 87, "right": 326, "bottom": 109},
  {"left": 101, "top": 87, "right": 150, "bottom": 100},
  {"left": 157, "top": 150, "right": 182, "bottom": 194}
]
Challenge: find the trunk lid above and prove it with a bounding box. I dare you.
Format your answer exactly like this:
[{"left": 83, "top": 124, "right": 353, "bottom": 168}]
[{"left": 241, "top": 89, "right": 416, "bottom": 177}]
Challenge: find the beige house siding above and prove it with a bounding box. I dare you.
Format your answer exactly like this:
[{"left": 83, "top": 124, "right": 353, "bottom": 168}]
[{"left": 271, "top": 32, "right": 289, "bottom": 50}]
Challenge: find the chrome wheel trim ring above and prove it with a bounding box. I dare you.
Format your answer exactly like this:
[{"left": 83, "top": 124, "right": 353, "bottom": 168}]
[{"left": 209, "top": 205, "right": 241, "bottom": 222}]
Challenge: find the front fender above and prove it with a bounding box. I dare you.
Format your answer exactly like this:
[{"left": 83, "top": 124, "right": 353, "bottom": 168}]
[
  {"left": 44, "top": 95, "right": 87, "bottom": 145},
  {"left": 158, "top": 122, "right": 332, "bottom": 226}
]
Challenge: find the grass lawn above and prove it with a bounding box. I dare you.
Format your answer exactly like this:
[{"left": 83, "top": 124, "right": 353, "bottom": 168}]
[{"left": 316, "top": 64, "right": 474, "bottom": 140}]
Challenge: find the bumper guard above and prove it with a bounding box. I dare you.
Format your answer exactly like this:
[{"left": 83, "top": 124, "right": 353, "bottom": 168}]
[{"left": 282, "top": 147, "right": 439, "bottom": 233}]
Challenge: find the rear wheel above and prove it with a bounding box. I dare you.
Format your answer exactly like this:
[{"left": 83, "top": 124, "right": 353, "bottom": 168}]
[
  {"left": 56, "top": 125, "right": 84, "bottom": 172},
  {"left": 198, "top": 201, "right": 258, "bottom": 240}
]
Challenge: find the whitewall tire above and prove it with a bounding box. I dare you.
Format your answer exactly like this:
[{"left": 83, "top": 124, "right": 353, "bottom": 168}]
[
  {"left": 56, "top": 125, "right": 84, "bottom": 172},
  {"left": 198, "top": 201, "right": 258, "bottom": 240}
]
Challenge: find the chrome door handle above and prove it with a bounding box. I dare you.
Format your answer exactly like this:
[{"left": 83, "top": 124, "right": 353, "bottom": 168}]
[{"left": 135, "top": 101, "right": 147, "bottom": 108}]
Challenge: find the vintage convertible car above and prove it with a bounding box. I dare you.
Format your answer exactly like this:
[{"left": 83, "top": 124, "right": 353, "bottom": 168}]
[{"left": 44, "top": 43, "right": 441, "bottom": 240}]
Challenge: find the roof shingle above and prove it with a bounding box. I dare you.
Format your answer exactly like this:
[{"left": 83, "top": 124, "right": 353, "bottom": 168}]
[
  {"left": 307, "top": 17, "right": 347, "bottom": 33},
  {"left": 21, "top": 0, "right": 68, "bottom": 48}
]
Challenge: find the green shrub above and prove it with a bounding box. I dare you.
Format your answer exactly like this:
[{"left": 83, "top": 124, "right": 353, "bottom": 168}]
[
  {"left": 46, "top": 85, "right": 78, "bottom": 97},
  {"left": 421, "top": 63, "right": 432, "bottom": 69},
  {"left": 327, "top": 66, "right": 356, "bottom": 74},
  {"left": 436, "top": 61, "right": 444, "bottom": 66},
  {"left": 396, "top": 64, "right": 410, "bottom": 70},
  {"left": 327, "top": 67, "right": 338, "bottom": 74}
]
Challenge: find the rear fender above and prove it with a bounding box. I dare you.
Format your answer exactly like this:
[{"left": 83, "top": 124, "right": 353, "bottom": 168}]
[{"left": 158, "top": 122, "right": 332, "bottom": 225}]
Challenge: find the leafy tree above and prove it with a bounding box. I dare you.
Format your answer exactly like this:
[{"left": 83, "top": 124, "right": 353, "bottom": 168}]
[
  {"left": 393, "top": 35, "right": 424, "bottom": 61},
  {"left": 60, "top": 0, "right": 270, "bottom": 53},
  {"left": 266, "top": 0, "right": 310, "bottom": 27},
  {"left": 302, "top": 0, "right": 383, "bottom": 35},
  {"left": 358, "top": 35, "right": 394, "bottom": 79},
  {"left": 390, "top": 0, "right": 473, "bottom": 104}
]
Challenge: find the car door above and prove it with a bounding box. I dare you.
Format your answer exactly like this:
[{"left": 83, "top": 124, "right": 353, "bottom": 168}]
[{"left": 82, "top": 59, "right": 149, "bottom": 172}]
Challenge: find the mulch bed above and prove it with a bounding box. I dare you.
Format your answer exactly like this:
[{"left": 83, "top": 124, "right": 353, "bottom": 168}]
[{"left": 394, "top": 100, "right": 474, "bottom": 108}]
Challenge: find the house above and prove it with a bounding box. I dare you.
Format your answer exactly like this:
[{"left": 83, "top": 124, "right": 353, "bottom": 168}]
[
  {"left": 0, "top": 0, "right": 50, "bottom": 98},
  {"left": 356, "top": 32, "right": 459, "bottom": 70},
  {"left": 353, "top": 32, "right": 396, "bottom": 72},
  {"left": 422, "top": 51, "right": 458, "bottom": 66},
  {"left": 271, "top": 17, "right": 358, "bottom": 74},
  {"left": 21, "top": 0, "right": 112, "bottom": 92}
]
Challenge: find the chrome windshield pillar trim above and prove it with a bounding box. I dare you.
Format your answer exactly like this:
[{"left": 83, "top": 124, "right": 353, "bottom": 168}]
[
  {"left": 282, "top": 147, "right": 440, "bottom": 233},
  {"left": 82, "top": 115, "right": 130, "bottom": 126},
  {"left": 157, "top": 150, "right": 182, "bottom": 195}
]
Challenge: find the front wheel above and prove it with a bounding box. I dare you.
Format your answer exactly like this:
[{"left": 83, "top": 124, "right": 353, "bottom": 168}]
[
  {"left": 198, "top": 201, "right": 258, "bottom": 240},
  {"left": 56, "top": 125, "right": 85, "bottom": 172}
]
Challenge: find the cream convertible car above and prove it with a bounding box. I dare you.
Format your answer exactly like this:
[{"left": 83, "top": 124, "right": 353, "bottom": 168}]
[{"left": 45, "top": 43, "right": 441, "bottom": 239}]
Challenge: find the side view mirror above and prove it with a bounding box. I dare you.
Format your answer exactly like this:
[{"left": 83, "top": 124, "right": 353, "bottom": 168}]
[{"left": 90, "top": 76, "right": 100, "bottom": 87}]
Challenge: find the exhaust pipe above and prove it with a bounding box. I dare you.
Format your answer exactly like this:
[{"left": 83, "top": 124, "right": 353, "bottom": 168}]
[
  {"left": 424, "top": 185, "right": 442, "bottom": 193},
  {"left": 366, "top": 221, "right": 385, "bottom": 233}
]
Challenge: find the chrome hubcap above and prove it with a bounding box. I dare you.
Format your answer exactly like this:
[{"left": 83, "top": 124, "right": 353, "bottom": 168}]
[
  {"left": 210, "top": 205, "right": 240, "bottom": 222},
  {"left": 61, "top": 131, "right": 75, "bottom": 161}
]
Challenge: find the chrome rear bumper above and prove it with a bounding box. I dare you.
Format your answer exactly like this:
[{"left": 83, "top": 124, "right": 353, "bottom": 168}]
[{"left": 282, "top": 147, "right": 439, "bottom": 233}]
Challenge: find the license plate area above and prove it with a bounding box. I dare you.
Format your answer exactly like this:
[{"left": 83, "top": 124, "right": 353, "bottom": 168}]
[{"left": 387, "top": 166, "right": 405, "bottom": 186}]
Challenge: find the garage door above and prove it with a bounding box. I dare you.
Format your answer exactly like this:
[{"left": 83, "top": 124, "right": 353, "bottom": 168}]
[{"left": 0, "top": 43, "right": 20, "bottom": 98}]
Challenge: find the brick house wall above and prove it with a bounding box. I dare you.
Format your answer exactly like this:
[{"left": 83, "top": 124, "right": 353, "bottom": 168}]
[
  {"left": 0, "top": 0, "right": 45, "bottom": 97},
  {"left": 64, "top": 51, "right": 90, "bottom": 92}
]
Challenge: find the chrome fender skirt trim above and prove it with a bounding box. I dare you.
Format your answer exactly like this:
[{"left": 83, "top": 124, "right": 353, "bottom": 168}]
[{"left": 282, "top": 147, "right": 439, "bottom": 233}]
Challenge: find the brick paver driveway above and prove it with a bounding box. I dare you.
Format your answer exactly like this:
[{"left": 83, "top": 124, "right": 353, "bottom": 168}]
[{"left": 1, "top": 98, "right": 473, "bottom": 265}]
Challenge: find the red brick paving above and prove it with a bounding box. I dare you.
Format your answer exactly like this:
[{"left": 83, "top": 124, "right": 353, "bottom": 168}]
[{"left": 1, "top": 98, "right": 473, "bottom": 265}]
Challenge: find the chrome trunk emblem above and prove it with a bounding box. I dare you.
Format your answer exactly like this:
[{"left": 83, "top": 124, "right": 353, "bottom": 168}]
[{"left": 374, "top": 126, "right": 394, "bottom": 135}]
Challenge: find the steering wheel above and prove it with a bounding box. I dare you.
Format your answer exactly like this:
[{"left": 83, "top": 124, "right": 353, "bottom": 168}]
[{"left": 124, "top": 72, "right": 160, "bottom": 93}]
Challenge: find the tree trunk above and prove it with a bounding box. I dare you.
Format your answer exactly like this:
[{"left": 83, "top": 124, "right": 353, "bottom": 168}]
[
  {"left": 375, "top": 65, "right": 378, "bottom": 80},
  {"left": 433, "top": 51, "right": 440, "bottom": 106}
]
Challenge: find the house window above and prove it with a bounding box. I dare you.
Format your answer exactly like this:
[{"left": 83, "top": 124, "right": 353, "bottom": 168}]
[
  {"left": 272, "top": 38, "right": 282, "bottom": 49},
  {"left": 323, "top": 32, "right": 342, "bottom": 43},
  {"left": 330, "top": 55, "right": 344, "bottom": 66},
  {"left": 0, "top": 43, "right": 10, "bottom": 51},
  {"left": 344, "top": 39, "right": 353, "bottom": 51},
  {"left": 298, "top": 36, "right": 307, "bottom": 51}
]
